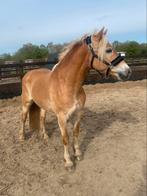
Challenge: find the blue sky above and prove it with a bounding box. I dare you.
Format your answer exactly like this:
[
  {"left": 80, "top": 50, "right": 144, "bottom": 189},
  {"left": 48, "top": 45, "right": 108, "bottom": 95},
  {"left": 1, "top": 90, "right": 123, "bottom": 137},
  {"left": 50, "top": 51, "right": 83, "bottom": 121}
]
[{"left": 0, "top": 0, "right": 146, "bottom": 54}]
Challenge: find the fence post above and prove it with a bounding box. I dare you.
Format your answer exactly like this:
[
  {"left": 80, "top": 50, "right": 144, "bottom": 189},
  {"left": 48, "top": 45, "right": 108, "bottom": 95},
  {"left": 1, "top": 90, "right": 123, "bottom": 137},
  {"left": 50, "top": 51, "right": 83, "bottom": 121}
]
[
  {"left": 0, "top": 67, "right": 1, "bottom": 80},
  {"left": 19, "top": 63, "right": 24, "bottom": 80}
]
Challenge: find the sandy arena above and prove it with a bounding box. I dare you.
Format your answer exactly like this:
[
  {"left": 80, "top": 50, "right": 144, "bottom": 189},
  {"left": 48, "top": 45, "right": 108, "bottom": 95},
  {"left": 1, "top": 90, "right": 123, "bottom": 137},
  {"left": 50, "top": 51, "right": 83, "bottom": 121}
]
[{"left": 0, "top": 80, "right": 146, "bottom": 196}]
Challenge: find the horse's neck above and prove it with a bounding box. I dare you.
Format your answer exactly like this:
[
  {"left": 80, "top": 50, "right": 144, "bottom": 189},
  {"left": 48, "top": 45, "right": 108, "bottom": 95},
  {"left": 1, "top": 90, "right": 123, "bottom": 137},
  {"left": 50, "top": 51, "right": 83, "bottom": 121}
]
[{"left": 53, "top": 43, "right": 90, "bottom": 91}]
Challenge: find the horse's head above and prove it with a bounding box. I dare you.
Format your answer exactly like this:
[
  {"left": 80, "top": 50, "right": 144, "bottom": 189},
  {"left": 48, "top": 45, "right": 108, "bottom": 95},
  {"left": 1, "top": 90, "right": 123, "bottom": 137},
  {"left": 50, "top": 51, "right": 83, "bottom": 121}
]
[{"left": 85, "top": 28, "right": 131, "bottom": 81}]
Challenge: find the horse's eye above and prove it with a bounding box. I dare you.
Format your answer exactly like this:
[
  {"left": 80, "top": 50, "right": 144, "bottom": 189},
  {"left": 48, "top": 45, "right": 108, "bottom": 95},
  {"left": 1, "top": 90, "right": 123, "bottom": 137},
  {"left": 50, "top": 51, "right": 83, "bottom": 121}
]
[{"left": 106, "top": 48, "right": 113, "bottom": 53}]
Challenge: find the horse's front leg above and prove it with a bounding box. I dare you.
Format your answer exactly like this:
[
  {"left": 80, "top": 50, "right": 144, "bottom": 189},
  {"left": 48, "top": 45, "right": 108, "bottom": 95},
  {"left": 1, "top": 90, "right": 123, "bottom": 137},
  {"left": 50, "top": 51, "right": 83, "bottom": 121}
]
[
  {"left": 73, "top": 110, "right": 83, "bottom": 160},
  {"left": 57, "top": 113, "right": 73, "bottom": 169}
]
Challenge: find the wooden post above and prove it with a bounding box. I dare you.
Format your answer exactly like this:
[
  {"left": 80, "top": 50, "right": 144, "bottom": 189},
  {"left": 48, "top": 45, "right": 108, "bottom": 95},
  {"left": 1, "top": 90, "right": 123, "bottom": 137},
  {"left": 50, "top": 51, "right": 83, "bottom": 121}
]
[
  {"left": 0, "top": 67, "right": 1, "bottom": 80},
  {"left": 19, "top": 63, "right": 24, "bottom": 80}
]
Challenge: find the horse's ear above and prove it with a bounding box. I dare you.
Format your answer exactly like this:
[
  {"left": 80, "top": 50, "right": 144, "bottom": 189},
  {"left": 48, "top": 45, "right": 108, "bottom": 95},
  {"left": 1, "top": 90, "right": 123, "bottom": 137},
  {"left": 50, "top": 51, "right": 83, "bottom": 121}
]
[
  {"left": 92, "top": 27, "right": 106, "bottom": 43},
  {"left": 99, "top": 27, "right": 105, "bottom": 33},
  {"left": 103, "top": 29, "right": 107, "bottom": 35},
  {"left": 97, "top": 27, "right": 105, "bottom": 41}
]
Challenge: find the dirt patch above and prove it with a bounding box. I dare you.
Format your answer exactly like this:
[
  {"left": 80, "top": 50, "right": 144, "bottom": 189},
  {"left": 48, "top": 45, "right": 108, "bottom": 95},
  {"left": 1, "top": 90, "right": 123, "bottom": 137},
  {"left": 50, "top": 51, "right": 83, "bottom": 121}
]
[{"left": 0, "top": 80, "right": 146, "bottom": 196}]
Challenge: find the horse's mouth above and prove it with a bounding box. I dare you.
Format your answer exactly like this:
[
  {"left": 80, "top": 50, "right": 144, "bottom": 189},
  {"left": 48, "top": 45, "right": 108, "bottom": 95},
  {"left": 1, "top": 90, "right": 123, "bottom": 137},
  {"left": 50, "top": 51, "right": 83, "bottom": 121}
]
[{"left": 110, "top": 70, "right": 131, "bottom": 81}]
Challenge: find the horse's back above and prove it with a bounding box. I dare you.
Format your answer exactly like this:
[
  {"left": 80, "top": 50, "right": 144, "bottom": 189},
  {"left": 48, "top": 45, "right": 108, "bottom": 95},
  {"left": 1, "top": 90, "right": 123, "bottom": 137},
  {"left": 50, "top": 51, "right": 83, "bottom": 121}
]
[{"left": 22, "top": 68, "right": 51, "bottom": 83}]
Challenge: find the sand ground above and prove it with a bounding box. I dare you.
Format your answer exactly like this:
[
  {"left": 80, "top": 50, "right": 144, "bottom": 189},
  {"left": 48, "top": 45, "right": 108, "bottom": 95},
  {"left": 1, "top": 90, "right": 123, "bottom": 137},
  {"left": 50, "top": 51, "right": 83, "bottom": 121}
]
[{"left": 0, "top": 80, "right": 146, "bottom": 196}]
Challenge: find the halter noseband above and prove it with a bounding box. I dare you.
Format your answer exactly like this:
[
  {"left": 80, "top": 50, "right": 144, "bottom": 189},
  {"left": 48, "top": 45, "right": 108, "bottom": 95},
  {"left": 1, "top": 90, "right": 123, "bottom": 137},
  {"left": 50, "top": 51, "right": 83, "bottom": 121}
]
[{"left": 85, "top": 35, "right": 124, "bottom": 78}]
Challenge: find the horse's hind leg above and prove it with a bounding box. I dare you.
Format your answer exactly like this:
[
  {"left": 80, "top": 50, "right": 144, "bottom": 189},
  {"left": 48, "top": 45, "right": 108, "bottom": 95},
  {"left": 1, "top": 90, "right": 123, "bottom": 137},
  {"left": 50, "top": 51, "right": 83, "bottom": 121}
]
[
  {"left": 57, "top": 113, "right": 73, "bottom": 169},
  {"left": 19, "top": 101, "right": 32, "bottom": 141},
  {"left": 40, "top": 109, "right": 48, "bottom": 141}
]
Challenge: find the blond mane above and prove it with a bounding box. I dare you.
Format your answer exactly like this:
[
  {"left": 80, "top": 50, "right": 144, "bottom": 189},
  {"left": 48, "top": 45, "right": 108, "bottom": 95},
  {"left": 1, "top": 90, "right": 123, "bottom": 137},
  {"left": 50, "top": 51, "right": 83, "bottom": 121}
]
[
  {"left": 58, "top": 34, "right": 89, "bottom": 61},
  {"left": 58, "top": 40, "right": 80, "bottom": 61},
  {"left": 58, "top": 32, "right": 107, "bottom": 62}
]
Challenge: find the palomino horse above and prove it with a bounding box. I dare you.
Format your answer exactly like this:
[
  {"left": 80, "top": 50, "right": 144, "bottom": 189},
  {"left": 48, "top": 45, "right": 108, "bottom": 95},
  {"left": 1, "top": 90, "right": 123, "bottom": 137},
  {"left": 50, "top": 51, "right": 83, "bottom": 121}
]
[{"left": 20, "top": 28, "right": 131, "bottom": 169}]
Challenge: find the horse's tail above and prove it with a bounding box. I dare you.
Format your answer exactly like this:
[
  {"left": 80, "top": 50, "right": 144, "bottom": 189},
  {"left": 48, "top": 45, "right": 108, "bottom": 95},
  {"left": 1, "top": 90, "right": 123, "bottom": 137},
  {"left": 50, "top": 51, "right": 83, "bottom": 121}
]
[{"left": 29, "top": 102, "right": 40, "bottom": 131}]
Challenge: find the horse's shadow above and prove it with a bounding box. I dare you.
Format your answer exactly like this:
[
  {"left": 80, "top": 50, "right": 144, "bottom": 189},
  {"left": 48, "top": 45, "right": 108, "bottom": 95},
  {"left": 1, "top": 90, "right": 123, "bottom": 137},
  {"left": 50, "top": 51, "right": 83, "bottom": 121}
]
[
  {"left": 26, "top": 108, "right": 138, "bottom": 159},
  {"left": 79, "top": 108, "right": 138, "bottom": 157}
]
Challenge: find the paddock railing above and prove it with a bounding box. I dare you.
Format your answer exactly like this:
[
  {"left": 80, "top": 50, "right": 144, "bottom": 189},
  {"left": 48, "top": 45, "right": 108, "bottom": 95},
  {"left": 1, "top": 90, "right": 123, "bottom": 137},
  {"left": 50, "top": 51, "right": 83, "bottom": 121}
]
[
  {"left": 0, "top": 58, "right": 147, "bottom": 82},
  {"left": 0, "top": 60, "right": 56, "bottom": 80},
  {"left": 0, "top": 58, "right": 146, "bottom": 98}
]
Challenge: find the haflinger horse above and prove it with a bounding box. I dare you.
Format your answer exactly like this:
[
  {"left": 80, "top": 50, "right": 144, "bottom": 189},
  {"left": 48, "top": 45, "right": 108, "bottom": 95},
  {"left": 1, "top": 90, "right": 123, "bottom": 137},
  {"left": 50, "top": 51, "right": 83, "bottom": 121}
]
[{"left": 20, "top": 27, "right": 131, "bottom": 170}]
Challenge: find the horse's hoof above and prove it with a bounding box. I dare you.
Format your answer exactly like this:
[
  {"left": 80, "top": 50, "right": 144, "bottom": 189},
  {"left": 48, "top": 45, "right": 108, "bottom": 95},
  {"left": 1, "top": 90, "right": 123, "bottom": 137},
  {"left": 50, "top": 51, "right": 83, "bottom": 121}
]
[
  {"left": 43, "top": 138, "right": 49, "bottom": 144},
  {"left": 74, "top": 151, "right": 82, "bottom": 161},
  {"left": 19, "top": 135, "right": 25, "bottom": 142},
  {"left": 65, "top": 162, "right": 74, "bottom": 172},
  {"left": 65, "top": 165, "right": 75, "bottom": 173},
  {"left": 65, "top": 161, "right": 73, "bottom": 167},
  {"left": 41, "top": 132, "right": 48, "bottom": 139},
  {"left": 40, "top": 133, "right": 49, "bottom": 143},
  {"left": 43, "top": 133, "right": 48, "bottom": 139},
  {"left": 76, "top": 155, "right": 82, "bottom": 161}
]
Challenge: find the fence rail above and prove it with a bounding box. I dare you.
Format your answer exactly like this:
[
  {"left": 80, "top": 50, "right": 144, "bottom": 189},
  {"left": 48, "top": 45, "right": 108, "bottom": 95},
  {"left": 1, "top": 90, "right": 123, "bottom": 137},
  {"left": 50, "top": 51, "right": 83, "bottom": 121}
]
[
  {"left": 0, "top": 59, "right": 147, "bottom": 80},
  {"left": 0, "top": 61, "right": 55, "bottom": 80},
  {"left": 0, "top": 59, "right": 147, "bottom": 98}
]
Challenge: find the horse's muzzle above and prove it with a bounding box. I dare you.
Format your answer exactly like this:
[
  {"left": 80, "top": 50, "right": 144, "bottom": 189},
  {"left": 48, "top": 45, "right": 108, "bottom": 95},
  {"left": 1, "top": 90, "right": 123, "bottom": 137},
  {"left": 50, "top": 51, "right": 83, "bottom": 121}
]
[{"left": 119, "top": 68, "right": 132, "bottom": 80}]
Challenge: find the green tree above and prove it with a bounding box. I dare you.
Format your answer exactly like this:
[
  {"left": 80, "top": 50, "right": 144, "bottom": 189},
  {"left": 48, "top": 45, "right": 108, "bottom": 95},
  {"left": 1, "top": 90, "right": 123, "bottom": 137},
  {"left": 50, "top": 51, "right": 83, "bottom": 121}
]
[
  {"left": 113, "top": 41, "right": 147, "bottom": 58},
  {"left": 13, "top": 43, "right": 49, "bottom": 61}
]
